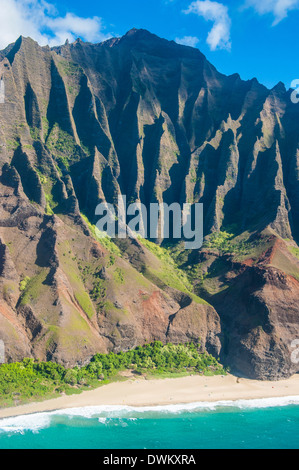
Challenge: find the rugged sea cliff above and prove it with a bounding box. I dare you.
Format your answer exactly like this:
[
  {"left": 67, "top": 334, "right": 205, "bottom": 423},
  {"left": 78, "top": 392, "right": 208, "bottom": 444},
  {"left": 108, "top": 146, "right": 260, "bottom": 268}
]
[{"left": 0, "top": 29, "right": 298, "bottom": 379}]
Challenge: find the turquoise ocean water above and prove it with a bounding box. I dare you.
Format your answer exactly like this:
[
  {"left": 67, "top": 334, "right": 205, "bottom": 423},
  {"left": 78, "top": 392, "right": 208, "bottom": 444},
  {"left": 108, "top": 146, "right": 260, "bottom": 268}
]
[{"left": 0, "top": 397, "right": 299, "bottom": 449}]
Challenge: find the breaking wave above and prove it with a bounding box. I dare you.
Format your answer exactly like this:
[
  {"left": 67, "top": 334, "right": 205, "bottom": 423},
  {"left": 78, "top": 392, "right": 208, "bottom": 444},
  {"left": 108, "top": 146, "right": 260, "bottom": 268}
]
[{"left": 1, "top": 396, "right": 299, "bottom": 434}]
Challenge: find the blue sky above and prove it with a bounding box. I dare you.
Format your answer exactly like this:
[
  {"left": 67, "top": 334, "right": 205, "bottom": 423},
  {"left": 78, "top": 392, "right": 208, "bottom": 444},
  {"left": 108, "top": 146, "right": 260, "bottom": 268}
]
[{"left": 0, "top": 0, "right": 298, "bottom": 89}]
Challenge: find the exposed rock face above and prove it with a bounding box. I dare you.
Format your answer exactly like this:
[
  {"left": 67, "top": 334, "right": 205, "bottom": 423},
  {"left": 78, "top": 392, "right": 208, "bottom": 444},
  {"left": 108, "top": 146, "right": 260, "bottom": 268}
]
[
  {"left": 211, "top": 261, "right": 299, "bottom": 380},
  {"left": 0, "top": 167, "right": 222, "bottom": 366},
  {"left": 0, "top": 29, "right": 298, "bottom": 379}
]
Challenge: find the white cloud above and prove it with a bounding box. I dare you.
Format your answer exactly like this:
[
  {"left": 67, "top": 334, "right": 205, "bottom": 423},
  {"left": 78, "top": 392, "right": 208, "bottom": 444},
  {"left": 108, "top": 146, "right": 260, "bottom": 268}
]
[
  {"left": 0, "top": 0, "right": 110, "bottom": 50},
  {"left": 175, "top": 36, "right": 200, "bottom": 47},
  {"left": 184, "top": 0, "right": 231, "bottom": 50},
  {"left": 46, "top": 13, "right": 107, "bottom": 45},
  {"left": 246, "top": 0, "right": 299, "bottom": 24}
]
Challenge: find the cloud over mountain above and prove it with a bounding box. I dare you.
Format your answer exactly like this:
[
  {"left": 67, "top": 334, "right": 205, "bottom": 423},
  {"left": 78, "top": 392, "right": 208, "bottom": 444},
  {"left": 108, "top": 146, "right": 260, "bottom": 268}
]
[
  {"left": 0, "top": 0, "right": 109, "bottom": 49},
  {"left": 183, "top": 0, "right": 231, "bottom": 50}
]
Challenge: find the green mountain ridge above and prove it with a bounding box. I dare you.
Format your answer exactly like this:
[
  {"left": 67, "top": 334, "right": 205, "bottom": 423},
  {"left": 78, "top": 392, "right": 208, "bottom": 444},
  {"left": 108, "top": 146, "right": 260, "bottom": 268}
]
[{"left": 0, "top": 29, "right": 298, "bottom": 380}]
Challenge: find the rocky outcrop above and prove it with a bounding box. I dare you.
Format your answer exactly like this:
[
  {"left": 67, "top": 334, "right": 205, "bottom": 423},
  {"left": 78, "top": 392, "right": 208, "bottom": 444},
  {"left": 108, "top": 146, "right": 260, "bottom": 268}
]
[
  {"left": 0, "top": 164, "right": 221, "bottom": 366},
  {"left": 196, "top": 235, "right": 299, "bottom": 379}
]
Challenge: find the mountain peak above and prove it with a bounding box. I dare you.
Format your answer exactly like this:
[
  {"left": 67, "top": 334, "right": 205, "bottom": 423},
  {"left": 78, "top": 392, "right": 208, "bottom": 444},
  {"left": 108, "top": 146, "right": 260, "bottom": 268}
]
[
  {"left": 271, "top": 81, "right": 286, "bottom": 93},
  {"left": 117, "top": 28, "right": 205, "bottom": 61},
  {"left": 121, "top": 28, "right": 164, "bottom": 45},
  {"left": 124, "top": 28, "right": 155, "bottom": 38},
  {"left": 15, "top": 35, "right": 36, "bottom": 45}
]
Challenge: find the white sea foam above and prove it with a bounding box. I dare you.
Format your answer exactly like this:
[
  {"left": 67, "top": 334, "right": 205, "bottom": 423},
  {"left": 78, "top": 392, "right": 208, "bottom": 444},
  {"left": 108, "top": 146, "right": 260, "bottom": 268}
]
[
  {"left": 97, "top": 417, "right": 107, "bottom": 424},
  {"left": 54, "top": 395, "right": 299, "bottom": 415},
  {"left": 0, "top": 412, "right": 52, "bottom": 434},
  {"left": 1, "top": 396, "right": 299, "bottom": 434}
]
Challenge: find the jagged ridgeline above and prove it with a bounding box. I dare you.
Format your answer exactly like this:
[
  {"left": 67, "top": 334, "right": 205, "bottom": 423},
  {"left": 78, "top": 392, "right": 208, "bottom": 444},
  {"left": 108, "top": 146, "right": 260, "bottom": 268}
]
[{"left": 0, "top": 29, "right": 298, "bottom": 380}]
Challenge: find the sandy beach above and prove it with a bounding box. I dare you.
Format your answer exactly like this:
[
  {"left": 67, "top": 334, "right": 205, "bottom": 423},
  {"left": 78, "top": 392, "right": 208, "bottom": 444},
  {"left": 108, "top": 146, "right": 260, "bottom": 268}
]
[{"left": 0, "top": 373, "right": 298, "bottom": 419}]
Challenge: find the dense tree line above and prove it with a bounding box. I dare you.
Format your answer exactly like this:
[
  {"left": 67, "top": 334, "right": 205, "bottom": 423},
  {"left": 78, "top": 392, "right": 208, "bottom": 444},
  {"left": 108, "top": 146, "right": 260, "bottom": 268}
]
[{"left": 0, "top": 342, "right": 225, "bottom": 406}]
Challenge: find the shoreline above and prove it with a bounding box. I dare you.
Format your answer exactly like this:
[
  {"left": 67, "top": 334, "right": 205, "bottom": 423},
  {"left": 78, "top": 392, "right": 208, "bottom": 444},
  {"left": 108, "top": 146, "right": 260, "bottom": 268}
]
[{"left": 0, "top": 374, "right": 299, "bottom": 420}]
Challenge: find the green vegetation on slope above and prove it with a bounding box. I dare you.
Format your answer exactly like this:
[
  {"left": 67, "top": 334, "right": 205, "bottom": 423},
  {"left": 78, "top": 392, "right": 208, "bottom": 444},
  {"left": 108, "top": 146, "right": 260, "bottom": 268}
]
[
  {"left": 81, "top": 214, "right": 122, "bottom": 257},
  {"left": 19, "top": 270, "right": 48, "bottom": 306},
  {"left": 138, "top": 238, "right": 207, "bottom": 304},
  {"left": 57, "top": 240, "right": 95, "bottom": 319},
  {"left": 288, "top": 246, "right": 299, "bottom": 260},
  {"left": 203, "top": 231, "right": 254, "bottom": 256},
  {"left": 0, "top": 342, "right": 225, "bottom": 407}
]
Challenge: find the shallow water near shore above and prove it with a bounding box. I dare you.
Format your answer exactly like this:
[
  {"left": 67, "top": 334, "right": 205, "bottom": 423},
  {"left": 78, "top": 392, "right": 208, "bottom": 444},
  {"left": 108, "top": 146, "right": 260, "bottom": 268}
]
[{"left": 0, "top": 398, "right": 299, "bottom": 449}]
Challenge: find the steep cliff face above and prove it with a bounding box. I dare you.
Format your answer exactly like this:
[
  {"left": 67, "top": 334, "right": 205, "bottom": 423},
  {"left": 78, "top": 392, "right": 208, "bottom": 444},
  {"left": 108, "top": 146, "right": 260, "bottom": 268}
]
[
  {"left": 0, "top": 162, "right": 221, "bottom": 366},
  {"left": 188, "top": 234, "right": 299, "bottom": 379},
  {"left": 0, "top": 29, "right": 298, "bottom": 378}
]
